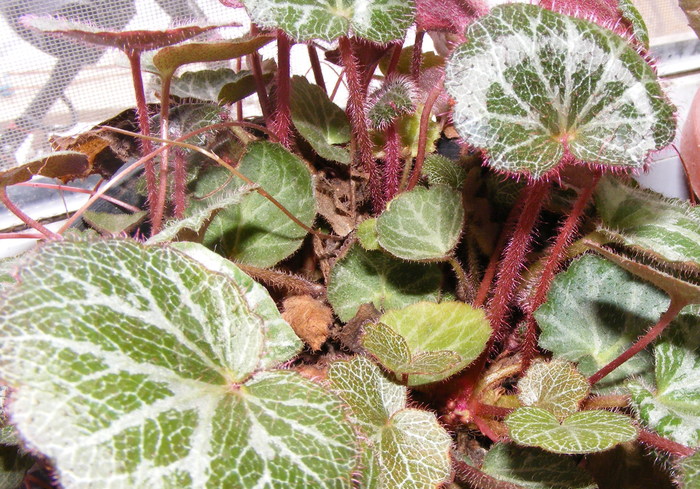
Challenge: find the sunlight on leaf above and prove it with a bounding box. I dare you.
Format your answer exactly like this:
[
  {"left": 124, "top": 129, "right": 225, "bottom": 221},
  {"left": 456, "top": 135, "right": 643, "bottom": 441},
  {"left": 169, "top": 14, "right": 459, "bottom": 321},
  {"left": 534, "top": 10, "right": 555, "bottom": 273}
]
[{"left": 517, "top": 360, "right": 590, "bottom": 420}]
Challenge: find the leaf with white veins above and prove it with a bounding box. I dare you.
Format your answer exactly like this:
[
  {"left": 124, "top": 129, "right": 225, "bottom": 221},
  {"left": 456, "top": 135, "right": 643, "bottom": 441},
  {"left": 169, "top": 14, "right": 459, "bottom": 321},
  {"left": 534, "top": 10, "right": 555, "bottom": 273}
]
[
  {"left": 444, "top": 4, "right": 675, "bottom": 179},
  {"left": 0, "top": 239, "right": 357, "bottom": 488},
  {"left": 517, "top": 360, "right": 590, "bottom": 420}
]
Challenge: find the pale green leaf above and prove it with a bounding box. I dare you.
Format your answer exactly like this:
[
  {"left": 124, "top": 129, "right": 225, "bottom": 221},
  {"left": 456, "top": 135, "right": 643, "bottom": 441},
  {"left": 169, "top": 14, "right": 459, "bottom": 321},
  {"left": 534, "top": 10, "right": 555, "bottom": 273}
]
[
  {"left": 595, "top": 177, "right": 700, "bottom": 273},
  {"left": 0, "top": 240, "right": 357, "bottom": 488},
  {"left": 148, "top": 184, "right": 256, "bottom": 245},
  {"left": 372, "top": 302, "right": 491, "bottom": 386},
  {"left": 82, "top": 211, "right": 148, "bottom": 236},
  {"left": 328, "top": 357, "right": 451, "bottom": 489},
  {"left": 290, "top": 76, "right": 350, "bottom": 164},
  {"left": 357, "top": 218, "right": 380, "bottom": 251},
  {"left": 535, "top": 255, "right": 668, "bottom": 391},
  {"left": 678, "top": 451, "right": 700, "bottom": 489},
  {"left": 480, "top": 443, "right": 597, "bottom": 489},
  {"left": 195, "top": 141, "right": 316, "bottom": 267},
  {"left": 421, "top": 154, "right": 466, "bottom": 190},
  {"left": 362, "top": 322, "right": 462, "bottom": 379},
  {"left": 628, "top": 308, "right": 700, "bottom": 447},
  {"left": 241, "top": 0, "right": 415, "bottom": 43},
  {"left": 327, "top": 245, "right": 442, "bottom": 322},
  {"left": 376, "top": 186, "right": 464, "bottom": 260},
  {"left": 444, "top": 4, "right": 675, "bottom": 179},
  {"left": 328, "top": 356, "right": 406, "bottom": 436},
  {"left": 517, "top": 360, "right": 590, "bottom": 420},
  {"left": 506, "top": 408, "right": 637, "bottom": 455}
]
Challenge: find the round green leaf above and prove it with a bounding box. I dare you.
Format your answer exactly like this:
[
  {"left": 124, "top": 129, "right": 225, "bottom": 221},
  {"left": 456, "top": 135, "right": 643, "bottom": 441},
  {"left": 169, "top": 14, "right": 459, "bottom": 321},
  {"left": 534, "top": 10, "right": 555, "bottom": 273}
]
[
  {"left": 376, "top": 186, "right": 464, "bottom": 260},
  {"left": 241, "top": 0, "right": 415, "bottom": 43},
  {"left": 194, "top": 141, "right": 317, "bottom": 268},
  {"left": 327, "top": 245, "right": 442, "bottom": 322},
  {"left": 0, "top": 240, "right": 357, "bottom": 488},
  {"left": 506, "top": 407, "right": 637, "bottom": 455},
  {"left": 372, "top": 302, "right": 491, "bottom": 386},
  {"left": 517, "top": 360, "right": 590, "bottom": 420},
  {"left": 480, "top": 443, "right": 597, "bottom": 489},
  {"left": 444, "top": 4, "right": 675, "bottom": 179},
  {"left": 535, "top": 255, "right": 668, "bottom": 392},
  {"left": 421, "top": 154, "right": 467, "bottom": 190}
]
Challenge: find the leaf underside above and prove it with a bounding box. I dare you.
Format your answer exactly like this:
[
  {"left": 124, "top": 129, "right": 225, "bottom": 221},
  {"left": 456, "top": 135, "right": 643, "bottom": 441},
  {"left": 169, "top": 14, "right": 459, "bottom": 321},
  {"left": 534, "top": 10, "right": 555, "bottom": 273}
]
[{"left": 445, "top": 4, "right": 675, "bottom": 179}]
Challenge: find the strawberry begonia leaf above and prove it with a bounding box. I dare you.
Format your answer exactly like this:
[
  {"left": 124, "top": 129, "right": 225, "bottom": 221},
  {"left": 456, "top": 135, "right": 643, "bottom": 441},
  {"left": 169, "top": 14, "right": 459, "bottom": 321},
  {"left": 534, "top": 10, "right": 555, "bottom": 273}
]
[
  {"left": 364, "top": 302, "right": 491, "bottom": 386},
  {"left": 0, "top": 239, "right": 359, "bottom": 489},
  {"left": 506, "top": 407, "right": 637, "bottom": 455},
  {"left": 479, "top": 443, "right": 597, "bottom": 489},
  {"left": 328, "top": 356, "right": 452, "bottom": 489},
  {"left": 517, "top": 360, "right": 590, "bottom": 420},
  {"left": 628, "top": 307, "right": 700, "bottom": 447},
  {"left": 678, "top": 451, "right": 700, "bottom": 489},
  {"left": 535, "top": 254, "right": 669, "bottom": 391},
  {"left": 444, "top": 4, "right": 675, "bottom": 179},
  {"left": 241, "top": 0, "right": 415, "bottom": 43},
  {"left": 327, "top": 245, "right": 442, "bottom": 322}
]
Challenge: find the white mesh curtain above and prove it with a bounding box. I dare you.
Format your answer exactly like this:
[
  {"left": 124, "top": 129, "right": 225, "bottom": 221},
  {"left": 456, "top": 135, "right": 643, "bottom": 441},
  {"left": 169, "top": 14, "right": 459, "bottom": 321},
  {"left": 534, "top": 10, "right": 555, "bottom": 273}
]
[{"left": 0, "top": 0, "right": 248, "bottom": 169}]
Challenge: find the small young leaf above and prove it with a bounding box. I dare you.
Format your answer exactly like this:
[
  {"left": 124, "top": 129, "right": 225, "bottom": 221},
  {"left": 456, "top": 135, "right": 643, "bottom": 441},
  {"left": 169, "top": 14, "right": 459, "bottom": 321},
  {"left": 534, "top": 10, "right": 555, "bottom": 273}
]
[
  {"left": 366, "top": 76, "right": 417, "bottom": 130},
  {"left": 368, "top": 302, "right": 491, "bottom": 386},
  {"left": 619, "top": 0, "right": 650, "bottom": 48},
  {"left": 678, "top": 451, "right": 700, "bottom": 489},
  {"left": 517, "top": 360, "right": 590, "bottom": 420},
  {"left": 328, "top": 357, "right": 452, "bottom": 489},
  {"left": 376, "top": 186, "right": 464, "bottom": 260},
  {"left": 241, "top": 0, "right": 415, "bottom": 43},
  {"left": 193, "top": 141, "right": 316, "bottom": 267},
  {"left": 535, "top": 255, "right": 669, "bottom": 391},
  {"left": 506, "top": 408, "right": 637, "bottom": 455},
  {"left": 421, "top": 154, "right": 467, "bottom": 189},
  {"left": 628, "top": 308, "right": 700, "bottom": 447},
  {"left": 327, "top": 245, "right": 442, "bottom": 322},
  {"left": 357, "top": 218, "right": 380, "bottom": 250},
  {"left": 595, "top": 177, "right": 700, "bottom": 273},
  {"left": 0, "top": 239, "right": 359, "bottom": 488},
  {"left": 444, "top": 4, "right": 675, "bottom": 179},
  {"left": 362, "top": 322, "right": 462, "bottom": 379},
  {"left": 480, "top": 443, "right": 597, "bottom": 489},
  {"left": 291, "top": 76, "right": 351, "bottom": 165}
]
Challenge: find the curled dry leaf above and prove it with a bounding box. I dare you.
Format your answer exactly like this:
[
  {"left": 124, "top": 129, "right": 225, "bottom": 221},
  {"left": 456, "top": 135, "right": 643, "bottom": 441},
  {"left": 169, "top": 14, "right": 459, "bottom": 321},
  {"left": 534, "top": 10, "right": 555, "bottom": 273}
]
[{"left": 282, "top": 295, "right": 334, "bottom": 351}]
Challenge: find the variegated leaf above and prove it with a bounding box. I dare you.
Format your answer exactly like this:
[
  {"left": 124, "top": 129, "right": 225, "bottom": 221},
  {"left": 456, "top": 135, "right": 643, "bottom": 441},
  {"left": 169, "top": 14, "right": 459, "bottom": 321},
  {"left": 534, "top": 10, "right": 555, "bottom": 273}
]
[
  {"left": 628, "top": 307, "right": 700, "bottom": 447},
  {"left": 0, "top": 239, "right": 359, "bottom": 489},
  {"left": 517, "top": 360, "right": 590, "bottom": 420},
  {"left": 506, "top": 408, "right": 637, "bottom": 455},
  {"left": 595, "top": 177, "right": 700, "bottom": 273},
  {"left": 480, "top": 443, "right": 597, "bottom": 489},
  {"left": 444, "top": 4, "right": 675, "bottom": 179},
  {"left": 328, "top": 357, "right": 451, "bottom": 489},
  {"left": 678, "top": 451, "right": 700, "bottom": 489},
  {"left": 535, "top": 255, "right": 668, "bottom": 392},
  {"left": 241, "top": 0, "right": 415, "bottom": 43}
]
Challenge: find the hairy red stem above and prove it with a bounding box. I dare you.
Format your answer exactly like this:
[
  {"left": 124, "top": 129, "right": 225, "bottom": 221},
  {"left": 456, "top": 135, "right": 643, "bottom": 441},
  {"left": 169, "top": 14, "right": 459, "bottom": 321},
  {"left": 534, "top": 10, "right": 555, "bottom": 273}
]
[
  {"left": 271, "top": 30, "right": 293, "bottom": 147},
  {"left": 406, "top": 74, "right": 444, "bottom": 191},
  {"left": 153, "top": 73, "right": 173, "bottom": 235},
  {"left": 589, "top": 298, "right": 688, "bottom": 385},
  {"left": 307, "top": 44, "right": 327, "bottom": 93},
  {"left": 0, "top": 187, "right": 61, "bottom": 240},
  {"left": 638, "top": 428, "right": 696, "bottom": 457},
  {"left": 126, "top": 51, "right": 157, "bottom": 218},
  {"left": 173, "top": 148, "right": 187, "bottom": 219},
  {"left": 386, "top": 41, "right": 403, "bottom": 75},
  {"left": 339, "top": 36, "right": 383, "bottom": 212},
  {"left": 236, "top": 57, "right": 244, "bottom": 121},
  {"left": 383, "top": 122, "right": 401, "bottom": 201},
  {"left": 487, "top": 180, "right": 549, "bottom": 340},
  {"left": 248, "top": 26, "right": 272, "bottom": 123},
  {"left": 411, "top": 30, "right": 424, "bottom": 81},
  {"left": 522, "top": 172, "right": 601, "bottom": 370},
  {"left": 454, "top": 459, "right": 522, "bottom": 489}
]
